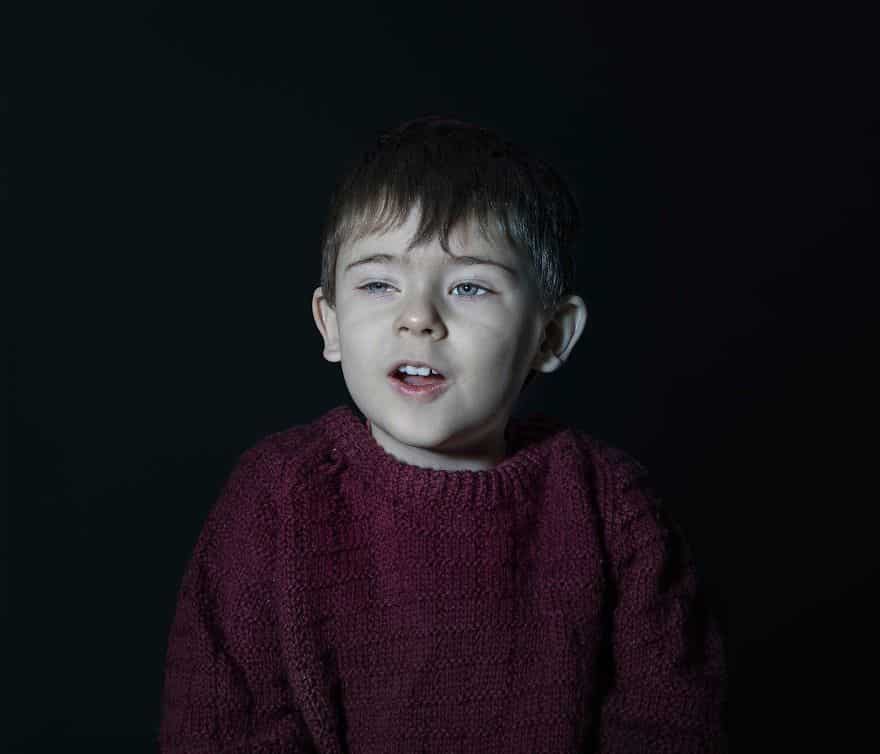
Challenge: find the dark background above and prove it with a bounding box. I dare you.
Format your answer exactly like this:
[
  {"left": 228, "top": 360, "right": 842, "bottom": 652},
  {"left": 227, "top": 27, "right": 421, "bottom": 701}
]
[{"left": 11, "top": 0, "right": 878, "bottom": 750}]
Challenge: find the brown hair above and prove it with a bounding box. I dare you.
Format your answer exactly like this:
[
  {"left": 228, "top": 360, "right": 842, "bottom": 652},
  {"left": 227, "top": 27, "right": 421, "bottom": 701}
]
[{"left": 319, "top": 115, "right": 580, "bottom": 315}]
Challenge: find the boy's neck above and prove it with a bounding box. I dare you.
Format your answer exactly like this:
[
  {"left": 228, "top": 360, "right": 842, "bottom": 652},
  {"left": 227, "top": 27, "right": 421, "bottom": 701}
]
[{"left": 365, "top": 416, "right": 509, "bottom": 472}]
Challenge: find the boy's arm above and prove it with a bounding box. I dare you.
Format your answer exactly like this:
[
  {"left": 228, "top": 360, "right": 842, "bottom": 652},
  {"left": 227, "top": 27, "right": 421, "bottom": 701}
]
[
  {"left": 597, "top": 453, "right": 729, "bottom": 754},
  {"left": 158, "top": 446, "right": 315, "bottom": 754}
]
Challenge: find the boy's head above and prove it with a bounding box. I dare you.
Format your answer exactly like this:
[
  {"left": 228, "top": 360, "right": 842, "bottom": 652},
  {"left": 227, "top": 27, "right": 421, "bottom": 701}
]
[{"left": 313, "top": 116, "right": 588, "bottom": 470}]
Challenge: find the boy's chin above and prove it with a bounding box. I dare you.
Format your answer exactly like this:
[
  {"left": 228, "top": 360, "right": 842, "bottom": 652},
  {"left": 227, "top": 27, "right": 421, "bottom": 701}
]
[
  {"left": 381, "top": 416, "right": 454, "bottom": 449},
  {"left": 384, "top": 414, "right": 498, "bottom": 452}
]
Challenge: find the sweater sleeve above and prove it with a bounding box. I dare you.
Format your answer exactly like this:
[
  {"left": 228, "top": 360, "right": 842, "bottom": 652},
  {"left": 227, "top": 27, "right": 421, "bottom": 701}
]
[
  {"left": 158, "top": 445, "right": 316, "bottom": 754},
  {"left": 597, "top": 453, "right": 729, "bottom": 754}
]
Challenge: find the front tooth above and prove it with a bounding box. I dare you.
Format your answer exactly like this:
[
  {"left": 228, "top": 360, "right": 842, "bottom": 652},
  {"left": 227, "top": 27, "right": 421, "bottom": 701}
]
[{"left": 399, "top": 365, "right": 432, "bottom": 375}]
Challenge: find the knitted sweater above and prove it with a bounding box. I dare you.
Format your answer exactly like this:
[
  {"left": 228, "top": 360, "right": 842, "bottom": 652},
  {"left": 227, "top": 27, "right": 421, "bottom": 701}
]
[{"left": 158, "top": 404, "right": 728, "bottom": 753}]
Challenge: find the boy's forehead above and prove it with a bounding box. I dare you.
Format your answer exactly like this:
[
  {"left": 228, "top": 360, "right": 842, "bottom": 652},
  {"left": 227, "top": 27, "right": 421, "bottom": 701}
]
[{"left": 341, "top": 209, "right": 517, "bottom": 262}]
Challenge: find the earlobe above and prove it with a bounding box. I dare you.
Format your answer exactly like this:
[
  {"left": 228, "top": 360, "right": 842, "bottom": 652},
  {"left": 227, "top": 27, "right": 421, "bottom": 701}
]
[
  {"left": 532, "top": 334, "right": 565, "bottom": 373},
  {"left": 312, "top": 286, "right": 342, "bottom": 363}
]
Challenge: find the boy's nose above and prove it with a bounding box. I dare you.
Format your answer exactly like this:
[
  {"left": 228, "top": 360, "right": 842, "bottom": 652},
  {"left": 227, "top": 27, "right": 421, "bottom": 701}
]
[{"left": 395, "top": 298, "right": 448, "bottom": 339}]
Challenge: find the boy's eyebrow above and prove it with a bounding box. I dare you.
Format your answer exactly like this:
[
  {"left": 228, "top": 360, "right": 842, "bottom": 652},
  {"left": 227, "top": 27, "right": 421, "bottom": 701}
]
[{"left": 343, "top": 252, "right": 519, "bottom": 278}]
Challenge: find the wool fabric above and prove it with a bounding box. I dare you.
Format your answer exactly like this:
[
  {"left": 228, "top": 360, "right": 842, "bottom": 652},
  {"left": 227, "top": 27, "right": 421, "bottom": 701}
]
[{"left": 158, "top": 404, "right": 727, "bottom": 753}]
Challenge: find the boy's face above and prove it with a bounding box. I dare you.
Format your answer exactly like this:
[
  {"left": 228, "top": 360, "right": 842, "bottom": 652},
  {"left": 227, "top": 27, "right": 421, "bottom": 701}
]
[{"left": 312, "top": 206, "right": 585, "bottom": 470}]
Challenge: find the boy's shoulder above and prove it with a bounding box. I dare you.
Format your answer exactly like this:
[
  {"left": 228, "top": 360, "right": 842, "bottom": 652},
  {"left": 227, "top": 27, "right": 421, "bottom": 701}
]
[
  {"left": 515, "top": 413, "right": 656, "bottom": 518},
  {"left": 573, "top": 427, "right": 650, "bottom": 486},
  {"left": 565, "top": 427, "right": 676, "bottom": 538},
  {"left": 521, "top": 411, "right": 648, "bottom": 479},
  {"left": 523, "top": 417, "right": 675, "bottom": 555},
  {"left": 241, "top": 411, "right": 337, "bottom": 475}
]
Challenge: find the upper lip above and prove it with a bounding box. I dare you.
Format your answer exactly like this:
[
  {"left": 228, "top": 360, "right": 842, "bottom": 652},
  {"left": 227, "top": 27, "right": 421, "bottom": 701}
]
[{"left": 388, "top": 360, "right": 446, "bottom": 378}]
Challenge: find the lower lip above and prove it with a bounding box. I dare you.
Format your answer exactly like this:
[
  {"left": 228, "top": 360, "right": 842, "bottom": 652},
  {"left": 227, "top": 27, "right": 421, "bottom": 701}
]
[{"left": 388, "top": 375, "right": 450, "bottom": 401}]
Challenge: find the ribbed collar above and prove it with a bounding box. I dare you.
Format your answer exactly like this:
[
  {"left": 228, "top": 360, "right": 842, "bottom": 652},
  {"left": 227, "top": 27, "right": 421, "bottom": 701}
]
[{"left": 316, "top": 403, "right": 565, "bottom": 512}]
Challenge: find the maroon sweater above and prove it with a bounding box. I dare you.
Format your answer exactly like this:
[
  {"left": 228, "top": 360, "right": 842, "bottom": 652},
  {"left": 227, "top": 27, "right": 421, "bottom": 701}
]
[{"left": 158, "top": 404, "right": 727, "bottom": 753}]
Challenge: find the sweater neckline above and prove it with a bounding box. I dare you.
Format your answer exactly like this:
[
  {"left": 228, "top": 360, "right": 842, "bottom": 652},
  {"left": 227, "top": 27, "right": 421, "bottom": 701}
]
[{"left": 316, "top": 403, "right": 562, "bottom": 511}]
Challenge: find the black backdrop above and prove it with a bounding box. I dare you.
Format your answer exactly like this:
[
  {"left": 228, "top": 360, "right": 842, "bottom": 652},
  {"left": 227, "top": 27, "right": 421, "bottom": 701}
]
[{"left": 11, "top": 1, "right": 878, "bottom": 750}]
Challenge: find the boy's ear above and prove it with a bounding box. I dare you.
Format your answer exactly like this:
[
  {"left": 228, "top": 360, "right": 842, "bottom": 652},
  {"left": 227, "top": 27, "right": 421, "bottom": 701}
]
[
  {"left": 312, "top": 286, "right": 342, "bottom": 363},
  {"left": 531, "top": 294, "right": 589, "bottom": 374}
]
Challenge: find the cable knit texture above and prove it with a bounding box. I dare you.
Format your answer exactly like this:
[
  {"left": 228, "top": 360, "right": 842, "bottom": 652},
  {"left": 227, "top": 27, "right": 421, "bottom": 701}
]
[{"left": 158, "top": 404, "right": 728, "bottom": 753}]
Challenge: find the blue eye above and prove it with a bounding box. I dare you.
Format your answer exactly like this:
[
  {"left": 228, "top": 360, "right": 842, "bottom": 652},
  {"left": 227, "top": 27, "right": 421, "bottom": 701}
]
[
  {"left": 451, "top": 283, "right": 489, "bottom": 297},
  {"left": 360, "top": 282, "right": 394, "bottom": 294}
]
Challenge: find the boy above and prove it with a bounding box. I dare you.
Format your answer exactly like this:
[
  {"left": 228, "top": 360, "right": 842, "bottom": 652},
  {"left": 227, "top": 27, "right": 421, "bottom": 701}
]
[{"left": 158, "top": 116, "right": 728, "bottom": 753}]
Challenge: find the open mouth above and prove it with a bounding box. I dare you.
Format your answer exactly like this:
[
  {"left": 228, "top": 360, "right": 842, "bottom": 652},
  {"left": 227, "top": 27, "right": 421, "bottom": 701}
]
[{"left": 390, "top": 370, "right": 446, "bottom": 387}]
